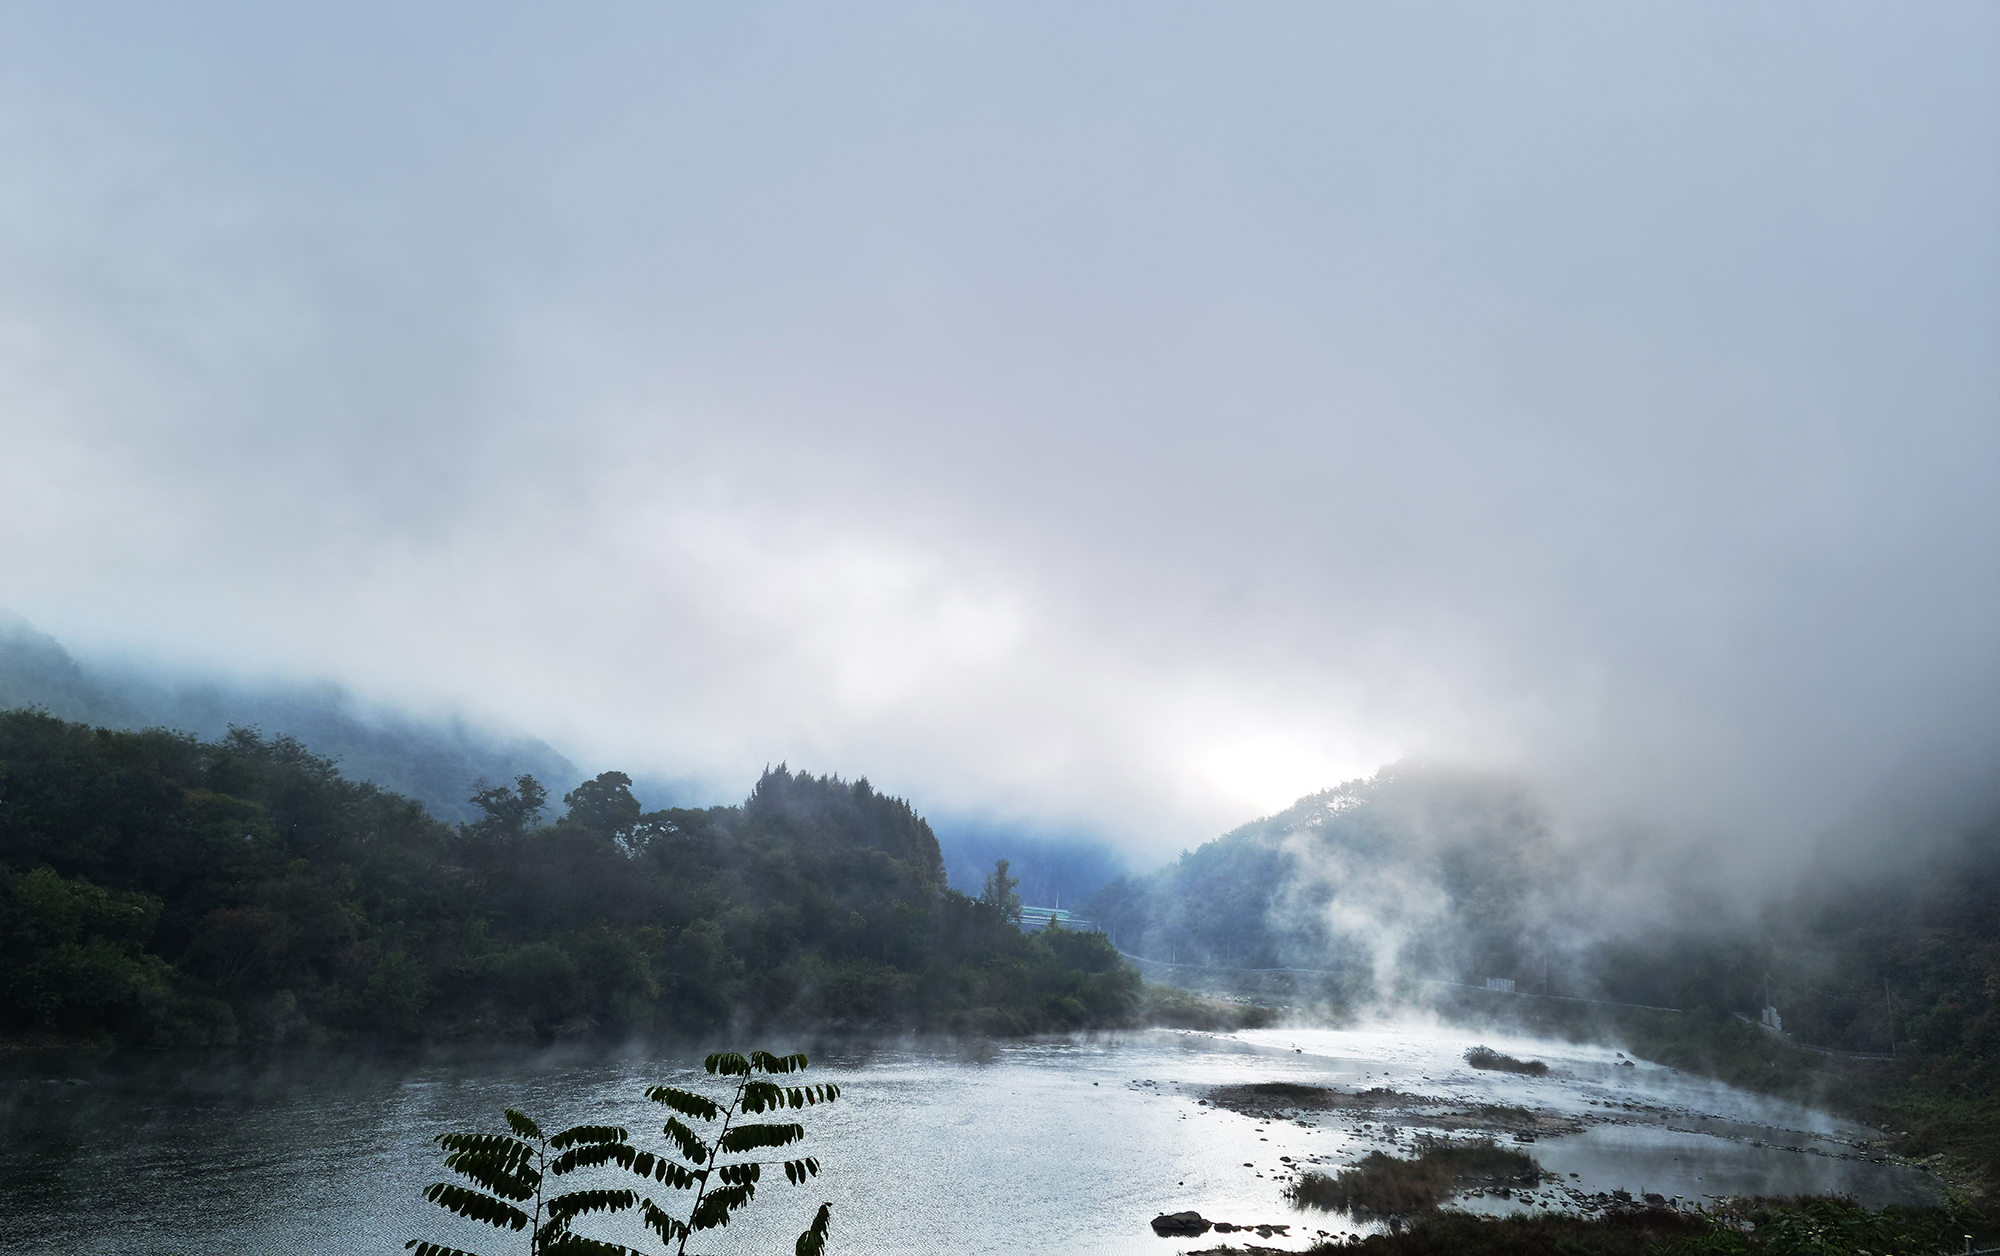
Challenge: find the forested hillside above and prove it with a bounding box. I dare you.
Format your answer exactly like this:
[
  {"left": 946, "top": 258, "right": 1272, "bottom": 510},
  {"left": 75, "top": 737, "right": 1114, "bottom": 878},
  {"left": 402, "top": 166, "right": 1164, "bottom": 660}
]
[
  {"left": 0, "top": 710, "right": 1139, "bottom": 1046},
  {"left": 1093, "top": 761, "right": 2000, "bottom": 1060},
  {"left": 0, "top": 612, "right": 578, "bottom": 824},
  {"left": 1089, "top": 764, "right": 1579, "bottom": 1006}
]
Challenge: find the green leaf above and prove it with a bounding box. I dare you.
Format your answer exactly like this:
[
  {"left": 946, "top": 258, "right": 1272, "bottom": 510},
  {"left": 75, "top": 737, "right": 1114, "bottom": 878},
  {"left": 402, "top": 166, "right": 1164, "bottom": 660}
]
[
  {"left": 704, "top": 1051, "right": 750, "bottom": 1077},
  {"left": 542, "top": 1238, "right": 643, "bottom": 1256},
  {"left": 783, "top": 1158, "right": 820, "bottom": 1185},
  {"left": 439, "top": 1149, "right": 539, "bottom": 1200},
  {"left": 639, "top": 1198, "right": 691, "bottom": 1246},
  {"left": 795, "top": 1202, "right": 833, "bottom": 1256},
  {"left": 543, "top": 1188, "right": 638, "bottom": 1225},
  {"left": 750, "top": 1050, "right": 809, "bottom": 1074},
  {"left": 419, "top": 1183, "right": 531, "bottom": 1231},
  {"left": 662, "top": 1116, "right": 709, "bottom": 1164},
  {"left": 643, "top": 1085, "right": 721, "bottom": 1122},
  {"left": 549, "top": 1124, "right": 629, "bottom": 1150},
  {"left": 718, "top": 1122, "right": 805, "bottom": 1154},
  {"left": 405, "top": 1243, "right": 485, "bottom": 1256},
  {"left": 690, "top": 1181, "right": 757, "bottom": 1230},
  {"left": 716, "top": 1162, "right": 762, "bottom": 1186},
  {"left": 541, "top": 1239, "right": 640, "bottom": 1256},
  {"left": 744, "top": 1082, "right": 838, "bottom": 1112},
  {"left": 437, "top": 1132, "right": 535, "bottom": 1158},
  {"left": 503, "top": 1109, "right": 544, "bottom": 1141},
  {"left": 550, "top": 1142, "right": 637, "bottom": 1177},
  {"left": 628, "top": 1152, "right": 701, "bottom": 1190}
]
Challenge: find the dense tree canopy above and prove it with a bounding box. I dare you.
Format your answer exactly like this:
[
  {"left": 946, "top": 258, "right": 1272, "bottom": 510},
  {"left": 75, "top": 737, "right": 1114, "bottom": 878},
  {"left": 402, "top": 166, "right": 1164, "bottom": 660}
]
[{"left": 0, "top": 710, "right": 1140, "bottom": 1045}]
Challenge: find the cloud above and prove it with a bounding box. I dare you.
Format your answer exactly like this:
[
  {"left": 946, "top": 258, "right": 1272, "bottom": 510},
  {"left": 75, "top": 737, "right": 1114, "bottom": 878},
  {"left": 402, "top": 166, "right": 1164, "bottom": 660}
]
[{"left": 1, "top": 2, "right": 1996, "bottom": 867}]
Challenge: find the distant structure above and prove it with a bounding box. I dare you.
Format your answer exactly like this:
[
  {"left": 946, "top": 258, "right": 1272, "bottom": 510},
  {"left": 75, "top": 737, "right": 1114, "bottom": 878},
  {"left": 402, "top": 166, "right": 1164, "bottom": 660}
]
[
  {"left": 1019, "top": 906, "right": 1093, "bottom": 933},
  {"left": 1760, "top": 1004, "right": 1783, "bottom": 1034},
  {"left": 1484, "top": 977, "right": 1516, "bottom": 993}
]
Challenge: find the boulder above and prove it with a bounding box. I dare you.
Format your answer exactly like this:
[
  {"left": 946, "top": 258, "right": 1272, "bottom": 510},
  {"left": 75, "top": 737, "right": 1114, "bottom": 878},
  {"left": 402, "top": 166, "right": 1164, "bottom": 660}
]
[{"left": 1150, "top": 1211, "right": 1211, "bottom": 1237}]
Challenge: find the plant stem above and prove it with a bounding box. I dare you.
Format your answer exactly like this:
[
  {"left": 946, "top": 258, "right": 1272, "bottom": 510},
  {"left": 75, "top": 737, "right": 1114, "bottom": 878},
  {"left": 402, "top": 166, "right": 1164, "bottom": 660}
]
[{"left": 675, "top": 1076, "right": 747, "bottom": 1256}]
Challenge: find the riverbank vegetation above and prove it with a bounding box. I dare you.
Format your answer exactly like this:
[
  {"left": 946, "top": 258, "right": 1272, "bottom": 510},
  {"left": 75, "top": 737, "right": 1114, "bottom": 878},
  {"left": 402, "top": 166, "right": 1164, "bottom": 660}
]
[
  {"left": 1282, "top": 1196, "right": 1995, "bottom": 1256},
  {"left": 1464, "top": 1046, "right": 1548, "bottom": 1076},
  {"left": 0, "top": 709, "right": 1189, "bottom": 1048},
  {"left": 1287, "top": 1141, "right": 1539, "bottom": 1214}
]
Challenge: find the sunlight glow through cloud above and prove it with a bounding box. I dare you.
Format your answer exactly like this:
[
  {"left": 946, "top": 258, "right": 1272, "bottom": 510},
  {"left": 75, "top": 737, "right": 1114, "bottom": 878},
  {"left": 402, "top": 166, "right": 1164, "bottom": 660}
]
[{"left": 1, "top": 1, "right": 1995, "bottom": 866}]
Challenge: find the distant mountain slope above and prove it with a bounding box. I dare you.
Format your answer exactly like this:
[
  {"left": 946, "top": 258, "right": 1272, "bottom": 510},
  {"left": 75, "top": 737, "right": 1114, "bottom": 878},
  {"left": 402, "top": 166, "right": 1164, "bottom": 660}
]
[
  {"left": 0, "top": 612, "right": 576, "bottom": 823},
  {"left": 933, "top": 819, "right": 1130, "bottom": 913},
  {"left": 1087, "top": 763, "right": 1582, "bottom": 1004}
]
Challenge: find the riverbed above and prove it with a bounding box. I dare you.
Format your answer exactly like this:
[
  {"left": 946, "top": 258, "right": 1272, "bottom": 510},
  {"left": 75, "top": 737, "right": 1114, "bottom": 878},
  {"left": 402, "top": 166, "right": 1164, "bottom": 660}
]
[{"left": 0, "top": 1023, "right": 1940, "bottom": 1255}]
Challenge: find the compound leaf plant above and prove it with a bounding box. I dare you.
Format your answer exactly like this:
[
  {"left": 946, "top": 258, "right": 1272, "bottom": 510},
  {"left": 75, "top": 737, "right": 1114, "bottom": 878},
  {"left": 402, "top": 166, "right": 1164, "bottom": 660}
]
[{"left": 409, "top": 1050, "right": 838, "bottom": 1256}]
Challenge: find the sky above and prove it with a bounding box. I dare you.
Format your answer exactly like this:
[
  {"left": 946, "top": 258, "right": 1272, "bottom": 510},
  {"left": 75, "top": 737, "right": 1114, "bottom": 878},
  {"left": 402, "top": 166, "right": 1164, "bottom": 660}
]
[{"left": 1, "top": 2, "right": 1996, "bottom": 867}]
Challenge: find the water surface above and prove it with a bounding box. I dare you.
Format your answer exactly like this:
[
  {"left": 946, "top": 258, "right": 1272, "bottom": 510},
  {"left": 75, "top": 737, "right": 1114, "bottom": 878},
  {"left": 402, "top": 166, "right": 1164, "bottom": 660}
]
[{"left": 0, "top": 1024, "right": 1938, "bottom": 1255}]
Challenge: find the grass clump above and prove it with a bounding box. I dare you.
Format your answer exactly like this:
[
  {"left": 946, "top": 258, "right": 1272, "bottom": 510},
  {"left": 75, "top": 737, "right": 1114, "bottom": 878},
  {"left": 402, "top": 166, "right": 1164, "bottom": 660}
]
[
  {"left": 1141, "top": 983, "right": 1277, "bottom": 1030},
  {"left": 1465, "top": 1045, "right": 1550, "bottom": 1077},
  {"left": 1303, "top": 1207, "right": 1705, "bottom": 1255},
  {"left": 1299, "top": 1197, "right": 1994, "bottom": 1256},
  {"left": 1288, "top": 1140, "right": 1539, "bottom": 1215}
]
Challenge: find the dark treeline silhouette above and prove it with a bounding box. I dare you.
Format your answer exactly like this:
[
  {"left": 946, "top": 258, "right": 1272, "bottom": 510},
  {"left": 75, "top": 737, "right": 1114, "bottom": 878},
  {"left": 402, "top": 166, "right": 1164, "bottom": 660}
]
[{"left": 0, "top": 709, "right": 1139, "bottom": 1046}]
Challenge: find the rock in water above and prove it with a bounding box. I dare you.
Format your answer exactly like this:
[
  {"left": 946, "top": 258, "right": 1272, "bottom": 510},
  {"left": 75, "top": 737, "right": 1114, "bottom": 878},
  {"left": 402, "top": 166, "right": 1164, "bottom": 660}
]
[{"left": 1150, "top": 1211, "right": 1211, "bottom": 1236}]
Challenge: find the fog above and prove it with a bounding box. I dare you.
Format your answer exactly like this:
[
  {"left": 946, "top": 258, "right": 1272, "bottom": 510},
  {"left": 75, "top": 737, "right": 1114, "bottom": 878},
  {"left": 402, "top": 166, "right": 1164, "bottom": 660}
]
[{"left": 1, "top": 3, "right": 1995, "bottom": 873}]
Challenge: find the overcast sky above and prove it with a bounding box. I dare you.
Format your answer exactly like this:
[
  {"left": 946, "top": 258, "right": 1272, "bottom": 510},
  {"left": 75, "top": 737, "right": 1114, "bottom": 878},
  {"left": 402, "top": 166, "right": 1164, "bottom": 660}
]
[{"left": 2, "top": 2, "right": 1996, "bottom": 864}]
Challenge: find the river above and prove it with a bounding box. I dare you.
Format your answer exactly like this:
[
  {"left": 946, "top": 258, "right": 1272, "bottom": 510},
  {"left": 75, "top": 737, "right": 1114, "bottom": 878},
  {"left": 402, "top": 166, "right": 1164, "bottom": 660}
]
[{"left": 0, "top": 1023, "right": 1940, "bottom": 1255}]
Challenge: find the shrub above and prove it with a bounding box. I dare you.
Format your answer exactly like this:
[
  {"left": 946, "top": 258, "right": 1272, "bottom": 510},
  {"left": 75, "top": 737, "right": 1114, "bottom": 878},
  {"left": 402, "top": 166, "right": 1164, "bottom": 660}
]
[{"left": 1465, "top": 1045, "right": 1549, "bottom": 1076}]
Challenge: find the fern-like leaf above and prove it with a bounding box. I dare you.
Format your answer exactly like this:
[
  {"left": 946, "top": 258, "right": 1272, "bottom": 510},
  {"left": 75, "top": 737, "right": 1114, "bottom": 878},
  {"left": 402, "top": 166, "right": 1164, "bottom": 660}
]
[
  {"left": 690, "top": 1181, "right": 757, "bottom": 1230},
  {"left": 627, "top": 1152, "right": 701, "bottom": 1190},
  {"left": 643, "top": 1085, "right": 720, "bottom": 1122},
  {"left": 795, "top": 1202, "right": 833, "bottom": 1256},
  {"left": 542, "top": 1238, "right": 644, "bottom": 1256},
  {"left": 543, "top": 1188, "right": 638, "bottom": 1225},
  {"left": 718, "top": 1122, "right": 805, "bottom": 1153},
  {"left": 549, "top": 1124, "right": 629, "bottom": 1150},
  {"left": 405, "top": 1242, "right": 485, "bottom": 1256},
  {"left": 750, "top": 1050, "right": 809, "bottom": 1074},
  {"left": 438, "top": 1149, "right": 539, "bottom": 1200},
  {"left": 420, "top": 1183, "right": 531, "bottom": 1231},
  {"left": 716, "top": 1162, "right": 761, "bottom": 1186},
  {"left": 783, "top": 1157, "right": 820, "bottom": 1185},
  {"left": 639, "top": 1198, "right": 691, "bottom": 1246},
  {"left": 704, "top": 1051, "right": 750, "bottom": 1077},
  {"left": 550, "top": 1142, "right": 637, "bottom": 1176},
  {"left": 437, "top": 1132, "right": 534, "bottom": 1158},
  {"left": 503, "top": 1109, "right": 544, "bottom": 1140},
  {"left": 661, "top": 1116, "right": 709, "bottom": 1164},
  {"left": 743, "top": 1081, "right": 839, "bottom": 1112}
]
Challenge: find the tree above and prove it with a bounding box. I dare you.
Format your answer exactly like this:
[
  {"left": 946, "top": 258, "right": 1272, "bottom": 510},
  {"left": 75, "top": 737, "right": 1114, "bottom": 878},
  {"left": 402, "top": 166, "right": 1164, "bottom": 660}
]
[
  {"left": 467, "top": 775, "right": 549, "bottom": 844},
  {"left": 408, "top": 1049, "right": 837, "bottom": 1256},
  {"left": 981, "top": 858, "right": 1021, "bottom": 923},
  {"left": 562, "top": 773, "right": 643, "bottom": 844},
  {"left": 2, "top": 866, "right": 172, "bottom": 1028}
]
